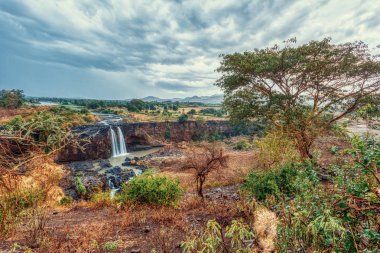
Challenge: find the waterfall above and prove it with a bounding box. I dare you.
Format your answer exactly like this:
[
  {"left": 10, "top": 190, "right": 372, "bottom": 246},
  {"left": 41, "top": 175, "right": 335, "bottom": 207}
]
[
  {"left": 108, "top": 179, "right": 118, "bottom": 199},
  {"left": 117, "top": 127, "right": 127, "bottom": 154},
  {"left": 110, "top": 127, "right": 128, "bottom": 157}
]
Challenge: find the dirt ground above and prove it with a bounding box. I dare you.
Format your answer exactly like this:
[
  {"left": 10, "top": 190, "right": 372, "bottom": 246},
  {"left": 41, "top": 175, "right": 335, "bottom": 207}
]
[
  {"left": 0, "top": 135, "right": 352, "bottom": 252},
  {"left": 0, "top": 148, "right": 258, "bottom": 253}
]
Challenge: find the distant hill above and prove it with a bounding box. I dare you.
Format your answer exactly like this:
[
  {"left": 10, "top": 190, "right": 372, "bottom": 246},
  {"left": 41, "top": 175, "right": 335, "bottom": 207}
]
[{"left": 140, "top": 94, "right": 223, "bottom": 104}]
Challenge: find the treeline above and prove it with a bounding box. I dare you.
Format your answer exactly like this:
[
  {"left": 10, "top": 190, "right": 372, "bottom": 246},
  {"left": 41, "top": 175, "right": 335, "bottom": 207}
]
[{"left": 29, "top": 97, "right": 212, "bottom": 112}]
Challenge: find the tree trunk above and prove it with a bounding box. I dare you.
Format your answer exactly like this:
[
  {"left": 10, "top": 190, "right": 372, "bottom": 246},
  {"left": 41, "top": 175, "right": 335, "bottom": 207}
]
[
  {"left": 196, "top": 176, "right": 205, "bottom": 199},
  {"left": 295, "top": 131, "right": 314, "bottom": 160}
]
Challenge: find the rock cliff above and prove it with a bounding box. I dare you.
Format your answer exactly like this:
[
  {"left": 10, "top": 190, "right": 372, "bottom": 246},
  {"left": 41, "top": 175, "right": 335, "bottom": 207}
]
[{"left": 57, "top": 120, "right": 259, "bottom": 162}]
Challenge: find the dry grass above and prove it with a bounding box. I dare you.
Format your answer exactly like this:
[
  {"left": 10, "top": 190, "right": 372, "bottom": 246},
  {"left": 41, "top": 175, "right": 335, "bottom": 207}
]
[
  {"left": 0, "top": 107, "right": 50, "bottom": 123},
  {"left": 254, "top": 206, "right": 278, "bottom": 252},
  {"left": 158, "top": 149, "right": 258, "bottom": 192}
]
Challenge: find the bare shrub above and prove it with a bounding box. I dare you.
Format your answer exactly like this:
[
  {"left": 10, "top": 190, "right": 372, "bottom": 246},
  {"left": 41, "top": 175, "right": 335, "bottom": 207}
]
[
  {"left": 182, "top": 142, "right": 229, "bottom": 198},
  {"left": 25, "top": 207, "right": 49, "bottom": 249}
]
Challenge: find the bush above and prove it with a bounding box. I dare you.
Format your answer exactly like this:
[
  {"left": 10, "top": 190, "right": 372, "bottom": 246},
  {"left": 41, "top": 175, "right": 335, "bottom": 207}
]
[
  {"left": 74, "top": 177, "right": 86, "bottom": 197},
  {"left": 90, "top": 191, "right": 115, "bottom": 207},
  {"left": 103, "top": 241, "right": 118, "bottom": 251},
  {"left": 164, "top": 125, "right": 171, "bottom": 140},
  {"left": 120, "top": 171, "right": 183, "bottom": 206},
  {"left": 178, "top": 114, "right": 188, "bottom": 123},
  {"left": 233, "top": 139, "right": 253, "bottom": 150},
  {"left": 255, "top": 129, "right": 300, "bottom": 169},
  {"left": 187, "top": 109, "right": 196, "bottom": 115},
  {"left": 182, "top": 219, "right": 254, "bottom": 252},
  {"left": 58, "top": 196, "right": 73, "bottom": 206},
  {"left": 242, "top": 163, "right": 309, "bottom": 201},
  {"left": 0, "top": 188, "right": 45, "bottom": 237}
]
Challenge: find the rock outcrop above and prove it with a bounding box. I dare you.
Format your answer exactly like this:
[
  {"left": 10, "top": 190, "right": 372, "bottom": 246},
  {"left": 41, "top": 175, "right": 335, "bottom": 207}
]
[{"left": 57, "top": 120, "right": 260, "bottom": 162}]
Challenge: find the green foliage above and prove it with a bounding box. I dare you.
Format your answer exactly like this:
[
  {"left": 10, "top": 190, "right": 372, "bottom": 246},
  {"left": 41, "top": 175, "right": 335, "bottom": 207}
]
[
  {"left": 191, "top": 131, "right": 209, "bottom": 141},
  {"left": 3, "top": 107, "right": 89, "bottom": 154},
  {"left": 103, "top": 240, "right": 118, "bottom": 251},
  {"left": 254, "top": 129, "right": 300, "bottom": 169},
  {"left": 74, "top": 177, "right": 87, "bottom": 196},
  {"left": 216, "top": 38, "right": 380, "bottom": 159},
  {"left": 233, "top": 139, "right": 253, "bottom": 150},
  {"left": 246, "top": 137, "right": 380, "bottom": 252},
  {"left": 178, "top": 114, "right": 188, "bottom": 123},
  {"left": 199, "top": 108, "right": 224, "bottom": 117},
  {"left": 209, "top": 131, "right": 224, "bottom": 141},
  {"left": 187, "top": 109, "right": 196, "bottom": 115},
  {"left": 330, "top": 146, "right": 339, "bottom": 155},
  {"left": 0, "top": 89, "right": 24, "bottom": 109},
  {"left": 120, "top": 171, "right": 183, "bottom": 206},
  {"left": 58, "top": 196, "right": 73, "bottom": 206},
  {"left": 182, "top": 219, "right": 254, "bottom": 253},
  {"left": 242, "top": 163, "right": 306, "bottom": 201},
  {"left": 0, "top": 188, "right": 45, "bottom": 237},
  {"left": 164, "top": 125, "right": 171, "bottom": 140},
  {"left": 195, "top": 116, "right": 206, "bottom": 125}
]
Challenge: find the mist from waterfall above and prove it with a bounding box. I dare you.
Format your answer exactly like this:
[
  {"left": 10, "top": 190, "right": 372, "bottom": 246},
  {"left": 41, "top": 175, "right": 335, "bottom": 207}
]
[{"left": 110, "top": 126, "right": 128, "bottom": 157}]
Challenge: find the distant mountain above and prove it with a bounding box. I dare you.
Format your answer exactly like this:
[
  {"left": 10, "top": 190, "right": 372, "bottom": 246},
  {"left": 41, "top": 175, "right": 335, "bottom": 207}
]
[{"left": 140, "top": 94, "right": 223, "bottom": 104}]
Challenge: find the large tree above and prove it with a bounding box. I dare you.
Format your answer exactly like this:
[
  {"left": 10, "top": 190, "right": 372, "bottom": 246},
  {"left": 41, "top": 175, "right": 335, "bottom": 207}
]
[{"left": 216, "top": 38, "right": 380, "bottom": 159}]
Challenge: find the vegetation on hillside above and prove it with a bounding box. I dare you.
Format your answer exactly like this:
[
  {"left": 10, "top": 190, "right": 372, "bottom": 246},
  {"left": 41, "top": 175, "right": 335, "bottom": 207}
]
[{"left": 217, "top": 38, "right": 380, "bottom": 159}]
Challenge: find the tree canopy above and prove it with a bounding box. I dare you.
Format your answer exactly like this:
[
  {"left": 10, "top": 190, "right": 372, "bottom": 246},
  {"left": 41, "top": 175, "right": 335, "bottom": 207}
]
[{"left": 216, "top": 38, "right": 380, "bottom": 158}]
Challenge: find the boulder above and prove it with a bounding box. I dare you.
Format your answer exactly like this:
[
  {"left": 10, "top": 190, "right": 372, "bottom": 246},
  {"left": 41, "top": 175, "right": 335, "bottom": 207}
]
[
  {"left": 68, "top": 161, "right": 93, "bottom": 171},
  {"left": 106, "top": 166, "right": 122, "bottom": 175},
  {"left": 99, "top": 159, "right": 112, "bottom": 168}
]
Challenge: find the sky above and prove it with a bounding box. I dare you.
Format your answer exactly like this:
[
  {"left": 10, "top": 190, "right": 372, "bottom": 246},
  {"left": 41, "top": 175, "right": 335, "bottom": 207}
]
[{"left": 0, "top": 0, "right": 379, "bottom": 99}]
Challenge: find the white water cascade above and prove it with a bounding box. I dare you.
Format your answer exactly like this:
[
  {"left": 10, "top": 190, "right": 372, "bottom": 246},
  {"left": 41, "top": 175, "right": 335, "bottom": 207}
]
[
  {"left": 110, "top": 127, "right": 128, "bottom": 157},
  {"left": 108, "top": 179, "right": 118, "bottom": 199}
]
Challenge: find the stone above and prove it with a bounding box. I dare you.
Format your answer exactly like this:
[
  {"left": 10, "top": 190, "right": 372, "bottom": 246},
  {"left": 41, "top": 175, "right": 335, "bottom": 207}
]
[
  {"left": 107, "top": 175, "right": 122, "bottom": 188},
  {"left": 122, "top": 161, "right": 131, "bottom": 166},
  {"left": 69, "top": 161, "right": 93, "bottom": 171},
  {"left": 143, "top": 225, "right": 151, "bottom": 233},
  {"left": 135, "top": 165, "right": 147, "bottom": 172},
  {"left": 120, "top": 169, "right": 136, "bottom": 182},
  {"left": 130, "top": 248, "right": 141, "bottom": 253},
  {"left": 106, "top": 166, "right": 122, "bottom": 175},
  {"left": 99, "top": 159, "right": 112, "bottom": 168}
]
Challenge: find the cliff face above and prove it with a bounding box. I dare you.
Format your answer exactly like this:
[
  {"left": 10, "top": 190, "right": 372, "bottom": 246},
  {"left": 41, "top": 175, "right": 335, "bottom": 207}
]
[{"left": 57, "top": 120, "right": 257, "bottom": 162}]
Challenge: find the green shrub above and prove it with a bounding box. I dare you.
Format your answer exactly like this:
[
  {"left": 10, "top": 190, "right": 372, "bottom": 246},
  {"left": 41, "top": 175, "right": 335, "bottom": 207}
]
[
  {"left": 103, "top": 240, "right": 118, "bottom": 251},
  {"left": 120, "top": 171, "right": 183, "bottom": 206},
  {"left": 242, "top": 163, "right": 304, "bottom": 201},
  {"left": 182, "top": 219, "right": 254, "bottom": 252},
  {"left": 187, "top": 109, "right": 196, "bottom": 115},
  {"left": 0, "top": 188, "right": 45, "bottom": 237},
  {"left": 164, "top": 125, "right": 171, "bottom": 140},
  {"left": 178, "top": 114, "right": 188, "bottom": 123},
  {"left": 330, "top": 146, "right": 339, "bottom": 155},
  {"left": 233, "top": 139, "right": 253, "bottom": 150},
  {"left": 74, "top": 177, "right": 86, "bottom": 196},
  {"left": 58, "top": 196, "right": 73, "bottom": 205},
  {"left": 209, "top": 131, "right": 224, "bottom": 141},
  {"left": 90, "top": 191, "right": 115, "bottom": 207}
]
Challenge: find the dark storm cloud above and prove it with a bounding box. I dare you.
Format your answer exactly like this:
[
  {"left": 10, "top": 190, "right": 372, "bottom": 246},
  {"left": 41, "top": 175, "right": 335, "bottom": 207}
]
[{"left": 0, "top": 0, "right": 379, "bottom": 99}]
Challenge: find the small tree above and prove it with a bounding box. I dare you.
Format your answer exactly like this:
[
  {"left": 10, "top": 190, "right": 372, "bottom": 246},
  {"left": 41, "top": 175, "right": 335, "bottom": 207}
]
[
  {"left": 216, "top": 38, "right": 380, "bottom": 159},
  {"left": 182, "top": 143, "right": 228, "bottom": 199},
  {"left": 0, "top": 90, "right": 24, "bottom": 109},
  {"left": 187, "top": 109, "right": 196, "bottom": 115},
  {"left": 178, "top": 114, "right": 188, "bottom": 123}
]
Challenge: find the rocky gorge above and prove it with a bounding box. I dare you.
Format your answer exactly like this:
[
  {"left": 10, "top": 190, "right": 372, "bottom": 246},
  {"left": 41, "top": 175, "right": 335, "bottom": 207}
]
[{"left": 57, "top": 120, "right": 259, "bottom": 162}]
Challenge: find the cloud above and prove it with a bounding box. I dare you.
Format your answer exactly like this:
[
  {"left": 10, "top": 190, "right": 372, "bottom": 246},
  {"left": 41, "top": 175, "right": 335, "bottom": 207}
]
[{"left": 0, "top": 0, "right": 379, "bottom": 99}]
